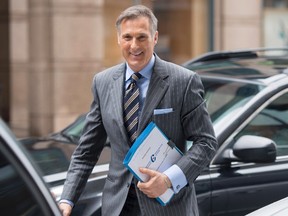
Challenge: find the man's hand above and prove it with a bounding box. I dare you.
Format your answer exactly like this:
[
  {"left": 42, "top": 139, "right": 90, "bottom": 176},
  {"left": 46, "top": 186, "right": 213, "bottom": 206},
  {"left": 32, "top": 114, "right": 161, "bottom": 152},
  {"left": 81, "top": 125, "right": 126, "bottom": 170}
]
[
  {"left": 137, "top": 168, "right": 172, "bottom": 198},
  {"left": 59, "top": 202, "right": 72, "bottom": 216}
]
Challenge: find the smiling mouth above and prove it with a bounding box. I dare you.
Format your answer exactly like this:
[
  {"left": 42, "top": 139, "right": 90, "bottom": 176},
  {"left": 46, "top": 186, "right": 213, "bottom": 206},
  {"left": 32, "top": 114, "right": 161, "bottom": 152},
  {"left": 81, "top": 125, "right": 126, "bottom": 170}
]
[{"left": 130, "top": 51, "right": 143, "bottom": 57}]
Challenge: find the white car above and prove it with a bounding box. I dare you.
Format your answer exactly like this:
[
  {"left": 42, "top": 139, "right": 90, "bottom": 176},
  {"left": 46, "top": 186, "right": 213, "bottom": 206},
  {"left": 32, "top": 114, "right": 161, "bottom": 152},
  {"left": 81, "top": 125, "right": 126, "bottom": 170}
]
[{"left": 246, "top": 196, "right": 288, "bottom": 216}]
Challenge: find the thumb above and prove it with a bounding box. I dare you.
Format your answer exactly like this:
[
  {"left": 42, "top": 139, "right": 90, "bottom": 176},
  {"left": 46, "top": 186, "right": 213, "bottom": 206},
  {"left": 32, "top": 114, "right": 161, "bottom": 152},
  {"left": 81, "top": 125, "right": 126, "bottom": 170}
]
[{"left": 139, "top": 167, "right": 157, "bottom": 177}]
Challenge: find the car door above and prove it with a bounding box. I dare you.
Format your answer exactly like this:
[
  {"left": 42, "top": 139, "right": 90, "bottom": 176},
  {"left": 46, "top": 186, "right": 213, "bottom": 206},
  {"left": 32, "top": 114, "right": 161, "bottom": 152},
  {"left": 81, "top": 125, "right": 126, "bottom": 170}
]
[
  {"left": 0, "top": 119, "right": 62, "bottom": 216},
  {"left": 210, "top": 91, "right": 288, "bottom": 216},
  {"left": 195, "top": 166, "right": 214, "bottom": 216}
]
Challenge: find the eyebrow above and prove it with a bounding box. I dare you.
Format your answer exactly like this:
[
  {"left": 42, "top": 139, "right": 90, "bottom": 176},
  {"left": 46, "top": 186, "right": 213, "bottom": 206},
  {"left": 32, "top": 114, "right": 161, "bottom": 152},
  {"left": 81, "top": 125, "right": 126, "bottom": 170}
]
[{"left": 122, "top": 32, "right": 148, "bottom": 37}]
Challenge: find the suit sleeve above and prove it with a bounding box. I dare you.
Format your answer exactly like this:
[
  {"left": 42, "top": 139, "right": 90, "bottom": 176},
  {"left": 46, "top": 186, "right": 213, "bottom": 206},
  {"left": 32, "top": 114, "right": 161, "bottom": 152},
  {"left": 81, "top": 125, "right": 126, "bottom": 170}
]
[{"left": 176, "top": 72, "right": 218, "bottom": 186}]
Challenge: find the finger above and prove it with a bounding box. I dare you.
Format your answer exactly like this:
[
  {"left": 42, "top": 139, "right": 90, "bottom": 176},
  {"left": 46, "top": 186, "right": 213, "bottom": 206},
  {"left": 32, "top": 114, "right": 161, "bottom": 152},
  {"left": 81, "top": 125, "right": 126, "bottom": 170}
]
[
  {"left": 59, "top": 203, "right": 72, "bottom": 216},
  {"left": 139, "top": 168, "right": 158, "bottom": 177},
  {"left": 137, "top": 180, "right": 150, "bottom": 190}
]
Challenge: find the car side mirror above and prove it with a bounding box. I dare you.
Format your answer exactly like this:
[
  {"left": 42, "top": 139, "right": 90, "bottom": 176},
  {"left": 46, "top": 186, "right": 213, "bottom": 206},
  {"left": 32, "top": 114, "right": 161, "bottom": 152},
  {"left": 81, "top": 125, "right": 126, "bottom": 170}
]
[{"left": 232, "top": 135, "right": 276, "bottom": 163}]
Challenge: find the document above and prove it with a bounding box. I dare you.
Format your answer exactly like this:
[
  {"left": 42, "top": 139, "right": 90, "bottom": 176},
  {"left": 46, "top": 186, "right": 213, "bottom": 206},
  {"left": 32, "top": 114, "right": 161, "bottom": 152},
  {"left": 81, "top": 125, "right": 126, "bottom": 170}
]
[{"left": 123, "top": 122, "right": 182, "bottom": 206}]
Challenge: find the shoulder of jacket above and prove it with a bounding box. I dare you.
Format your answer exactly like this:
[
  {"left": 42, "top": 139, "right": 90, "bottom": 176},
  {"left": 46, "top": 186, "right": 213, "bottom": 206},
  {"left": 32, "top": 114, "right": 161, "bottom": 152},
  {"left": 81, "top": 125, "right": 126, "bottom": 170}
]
[{"left": 94, "top": 63, "right": 124, "bottom": 80}]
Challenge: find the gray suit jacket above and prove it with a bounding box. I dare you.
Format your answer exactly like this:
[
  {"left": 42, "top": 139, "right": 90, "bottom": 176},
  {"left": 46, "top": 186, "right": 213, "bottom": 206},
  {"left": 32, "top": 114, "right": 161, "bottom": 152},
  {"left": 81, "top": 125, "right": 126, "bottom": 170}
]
[{"left": 61, "top": 55, "right": 218, "bottom": 216}]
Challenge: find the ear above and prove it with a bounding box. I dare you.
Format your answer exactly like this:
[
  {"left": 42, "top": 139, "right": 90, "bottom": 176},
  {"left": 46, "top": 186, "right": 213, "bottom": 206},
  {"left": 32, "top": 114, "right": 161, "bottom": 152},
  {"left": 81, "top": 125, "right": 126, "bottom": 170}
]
[{"left": 154, "top": 31, "right": 159, "bottom": 45}]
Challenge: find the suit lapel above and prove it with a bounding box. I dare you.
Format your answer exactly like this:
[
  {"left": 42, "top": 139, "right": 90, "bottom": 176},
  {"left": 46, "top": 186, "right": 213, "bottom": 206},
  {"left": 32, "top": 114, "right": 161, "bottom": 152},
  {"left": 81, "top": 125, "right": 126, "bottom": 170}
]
[
  {"left": 138, "top": 57, "right": 169, "bottom": 133},
  {"left": 110, "top": 64, "right": 130, "bottom": 143}
]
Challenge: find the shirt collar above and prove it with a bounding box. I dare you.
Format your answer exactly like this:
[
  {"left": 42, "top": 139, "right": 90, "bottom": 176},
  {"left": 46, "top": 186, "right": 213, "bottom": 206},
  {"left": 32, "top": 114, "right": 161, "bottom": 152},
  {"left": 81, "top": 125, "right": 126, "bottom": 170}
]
[{"left": 125, "top": 54, "right": 155, "bottom": 81}]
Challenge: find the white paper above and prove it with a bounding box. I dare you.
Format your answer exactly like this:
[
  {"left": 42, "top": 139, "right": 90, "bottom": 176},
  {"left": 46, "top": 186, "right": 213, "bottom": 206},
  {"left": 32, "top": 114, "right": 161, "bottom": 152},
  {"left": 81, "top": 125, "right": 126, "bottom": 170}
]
[{"left": 123, "top": 122, "right": 182, "bottom": 205}]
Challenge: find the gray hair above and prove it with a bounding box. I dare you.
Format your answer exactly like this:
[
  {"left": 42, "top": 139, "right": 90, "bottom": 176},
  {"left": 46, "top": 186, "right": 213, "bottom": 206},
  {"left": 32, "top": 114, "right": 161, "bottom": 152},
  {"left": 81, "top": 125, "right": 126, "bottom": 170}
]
[{"left": 116, "top": 5, "right": 158, "bottom": 36}]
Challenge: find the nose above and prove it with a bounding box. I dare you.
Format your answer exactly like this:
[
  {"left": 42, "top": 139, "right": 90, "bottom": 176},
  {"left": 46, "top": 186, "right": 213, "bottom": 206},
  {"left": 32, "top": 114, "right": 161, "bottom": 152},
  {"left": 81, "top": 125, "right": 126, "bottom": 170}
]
[{"left": 130, "top": 38, "right": 138, "bottom": 50}]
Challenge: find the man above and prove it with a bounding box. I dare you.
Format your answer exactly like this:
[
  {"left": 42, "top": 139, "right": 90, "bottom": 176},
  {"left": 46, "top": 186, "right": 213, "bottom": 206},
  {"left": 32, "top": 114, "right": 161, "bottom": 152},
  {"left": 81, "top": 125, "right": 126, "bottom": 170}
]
[{"left": 59, "top": 5, "right": 217, "bottom": 216}]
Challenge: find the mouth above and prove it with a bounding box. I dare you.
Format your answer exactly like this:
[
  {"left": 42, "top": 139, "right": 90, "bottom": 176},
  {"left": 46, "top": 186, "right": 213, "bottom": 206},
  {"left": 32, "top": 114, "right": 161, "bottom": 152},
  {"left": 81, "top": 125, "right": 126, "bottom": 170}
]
[{"left": 130, "top": 51, "right": 143, "bottom": 57}]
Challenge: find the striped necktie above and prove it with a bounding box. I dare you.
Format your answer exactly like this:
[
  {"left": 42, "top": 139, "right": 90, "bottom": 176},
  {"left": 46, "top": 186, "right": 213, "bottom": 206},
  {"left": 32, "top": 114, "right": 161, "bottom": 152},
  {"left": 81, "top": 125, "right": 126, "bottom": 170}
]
[{"left": 124, "top": 73, "right": 142, "bottom": 143}]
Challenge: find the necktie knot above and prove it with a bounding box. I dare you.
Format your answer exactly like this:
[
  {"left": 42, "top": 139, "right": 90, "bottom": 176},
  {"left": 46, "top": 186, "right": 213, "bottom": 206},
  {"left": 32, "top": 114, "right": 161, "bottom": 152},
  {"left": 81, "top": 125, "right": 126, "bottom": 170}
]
[{"left": 131, "top": 73, "right": 142, "bottom": 83}]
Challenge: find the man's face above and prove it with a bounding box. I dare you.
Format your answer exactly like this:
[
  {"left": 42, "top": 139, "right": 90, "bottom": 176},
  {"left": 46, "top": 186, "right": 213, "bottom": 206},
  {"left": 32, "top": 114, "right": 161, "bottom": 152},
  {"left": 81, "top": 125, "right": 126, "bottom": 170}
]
[{"left": 118, "top": 16, "right": 158, "bottom": 72}]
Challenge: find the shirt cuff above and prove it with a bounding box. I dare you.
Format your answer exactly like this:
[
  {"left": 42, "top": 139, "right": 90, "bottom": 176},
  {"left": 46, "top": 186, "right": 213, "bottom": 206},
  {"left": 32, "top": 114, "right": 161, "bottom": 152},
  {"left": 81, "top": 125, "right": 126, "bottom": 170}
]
[
  {"left": 163, "top": 164, "right": 187, "bottom": 194},
  {"left": 59, "top": 199, "right": 74, "bottom": 208}
]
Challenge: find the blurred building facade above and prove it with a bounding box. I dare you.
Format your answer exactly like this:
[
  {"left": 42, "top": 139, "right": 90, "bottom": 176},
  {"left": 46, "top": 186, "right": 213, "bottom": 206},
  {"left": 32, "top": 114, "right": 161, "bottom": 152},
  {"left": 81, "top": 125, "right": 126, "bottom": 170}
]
[{"left": 1, "top": 0, "right": 287, "bottom": 136}]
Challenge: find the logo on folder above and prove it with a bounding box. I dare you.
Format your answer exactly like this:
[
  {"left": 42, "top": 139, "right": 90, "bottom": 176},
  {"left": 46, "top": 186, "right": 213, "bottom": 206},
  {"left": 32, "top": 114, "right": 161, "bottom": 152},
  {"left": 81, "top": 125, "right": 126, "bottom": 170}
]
[{"left": 150, "top": 154, "right": 156, "bottom": 162}]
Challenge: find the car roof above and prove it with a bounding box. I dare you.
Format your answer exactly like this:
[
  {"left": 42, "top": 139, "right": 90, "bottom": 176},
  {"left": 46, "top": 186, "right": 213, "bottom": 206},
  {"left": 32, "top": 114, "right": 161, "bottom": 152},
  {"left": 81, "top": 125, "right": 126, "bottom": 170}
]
[{"left": 183, "top": 48, "right": 288, "bottom": 86}]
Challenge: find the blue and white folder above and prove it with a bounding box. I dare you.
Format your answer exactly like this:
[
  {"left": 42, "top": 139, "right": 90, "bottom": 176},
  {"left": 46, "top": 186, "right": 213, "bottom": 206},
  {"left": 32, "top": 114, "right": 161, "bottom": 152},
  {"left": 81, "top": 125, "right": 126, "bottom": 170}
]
[{"left": 123, "top": 122, "right": 183, "bottom": 206}]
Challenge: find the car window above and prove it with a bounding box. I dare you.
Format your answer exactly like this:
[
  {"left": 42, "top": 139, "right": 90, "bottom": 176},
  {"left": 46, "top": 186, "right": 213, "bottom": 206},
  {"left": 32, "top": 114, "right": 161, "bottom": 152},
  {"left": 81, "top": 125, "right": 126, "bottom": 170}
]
[
  {"left": 61, "top": 115, "right": 86, "bottom": 140},
  {"left": 236, "top": 92, "right": 288, "bottom": 157},
  {"left": 24, "top": 141, "right": 110, "bottom": 178},
  {"left": 202, "top": 79, "right": 261, "bottom": 124},
  {"left": 0, "top": 143, "right": 45, "bottom": 215},
  {"left": 28, "top": 146, "right": 71, "bottom": 175}
]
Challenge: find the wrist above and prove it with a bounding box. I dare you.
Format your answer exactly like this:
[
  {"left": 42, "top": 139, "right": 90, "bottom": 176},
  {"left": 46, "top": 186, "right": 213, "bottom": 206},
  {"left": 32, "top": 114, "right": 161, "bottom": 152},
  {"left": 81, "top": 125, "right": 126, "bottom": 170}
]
[
  {"left": 163, "top": 174, "right": 172, "bottom": 188},
  {"left": 59, "top": 199, "right": 74, "bottom": 208}
]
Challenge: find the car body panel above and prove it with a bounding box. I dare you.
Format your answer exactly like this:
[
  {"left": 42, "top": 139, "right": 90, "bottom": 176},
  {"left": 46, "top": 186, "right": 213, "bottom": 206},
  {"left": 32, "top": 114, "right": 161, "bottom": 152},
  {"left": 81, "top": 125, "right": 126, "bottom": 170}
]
[
  {"left": 0, "top": 119, "right": 62, "bottom": 216},
  {"left": 207, "top": 159, "right": 288, "bottom": 216}
]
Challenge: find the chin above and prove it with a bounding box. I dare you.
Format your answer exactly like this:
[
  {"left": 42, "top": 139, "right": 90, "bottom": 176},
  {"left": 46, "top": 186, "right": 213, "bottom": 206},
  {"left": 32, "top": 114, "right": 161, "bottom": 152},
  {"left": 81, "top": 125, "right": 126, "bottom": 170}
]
[{"left": 128, "top": 61, "right": 144, "bottom": 71}]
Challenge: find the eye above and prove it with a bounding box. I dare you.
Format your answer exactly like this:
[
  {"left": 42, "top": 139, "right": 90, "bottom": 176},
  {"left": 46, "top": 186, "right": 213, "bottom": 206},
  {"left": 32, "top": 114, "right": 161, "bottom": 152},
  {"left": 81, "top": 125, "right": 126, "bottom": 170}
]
[
  {"left": 123, "top": 35, "right": 132, "bottom": 41},
  {"left": 138, "top": 35, "right": 147, "bottom": 41}
]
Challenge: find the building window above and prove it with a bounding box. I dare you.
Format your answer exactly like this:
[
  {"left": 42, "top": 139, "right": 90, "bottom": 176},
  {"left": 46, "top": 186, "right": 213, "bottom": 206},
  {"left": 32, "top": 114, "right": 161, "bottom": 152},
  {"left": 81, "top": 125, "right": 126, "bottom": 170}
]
[{"left": 264, "top": 0, "right": 288, "bottom": 8}]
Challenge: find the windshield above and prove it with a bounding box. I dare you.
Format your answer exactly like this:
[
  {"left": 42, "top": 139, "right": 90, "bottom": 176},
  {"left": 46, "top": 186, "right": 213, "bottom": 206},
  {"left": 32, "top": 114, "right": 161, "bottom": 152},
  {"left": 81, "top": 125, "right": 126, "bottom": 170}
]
[{"left": 202, "top": 78, "right": 262, "bottom": 124}]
